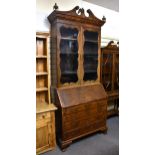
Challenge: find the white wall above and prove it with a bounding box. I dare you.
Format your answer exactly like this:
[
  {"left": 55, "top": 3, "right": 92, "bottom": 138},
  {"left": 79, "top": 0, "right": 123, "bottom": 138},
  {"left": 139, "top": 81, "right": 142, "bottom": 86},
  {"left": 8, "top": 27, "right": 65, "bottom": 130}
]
[
  {"left": 36, "top": 0, "right": 119, "bottom": 46},
  {"left": 36, "top": 0, "right": 82, "bottom": 32},
  {"left": 81, "top": 1, "right": 119, "bottom": 46}
]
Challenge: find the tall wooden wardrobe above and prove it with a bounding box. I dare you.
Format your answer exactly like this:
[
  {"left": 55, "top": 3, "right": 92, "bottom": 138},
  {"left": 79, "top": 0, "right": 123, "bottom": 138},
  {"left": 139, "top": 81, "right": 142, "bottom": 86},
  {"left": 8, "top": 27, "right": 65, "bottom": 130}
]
[{"left": 48, "top": 5, "right": 108, "bottom": 150}]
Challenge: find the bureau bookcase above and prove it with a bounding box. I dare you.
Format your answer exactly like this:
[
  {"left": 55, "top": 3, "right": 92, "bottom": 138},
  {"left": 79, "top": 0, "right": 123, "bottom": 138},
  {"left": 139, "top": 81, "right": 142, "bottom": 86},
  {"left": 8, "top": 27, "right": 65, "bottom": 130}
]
[
  {"left": 36, "top": 32, "right": 57, "bottom": 154},
  {"left": 48, "top": 5, "right": 107, "bottom": 150},
  {"left": 101, "top": 41, "right": 119, "bottom": 117}
]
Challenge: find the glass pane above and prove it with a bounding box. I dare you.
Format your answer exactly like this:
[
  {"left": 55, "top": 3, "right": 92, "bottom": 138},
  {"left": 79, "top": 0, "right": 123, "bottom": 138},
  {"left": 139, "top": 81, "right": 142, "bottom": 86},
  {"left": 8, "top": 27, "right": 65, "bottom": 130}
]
[
  {"left": 83, "top": 31, "right": 98, "bottom": 81},
  {"left": 60, "top": 26, "right": 78, "bottom": 39},
  {"left": 60, "top": 26, "right": 79, "bottom": 84},
  {"left": 114, "top": 54, "right": 119, "bottom": 90},
  {"left": 102, "top": 53, "right": 112, "bottom": 91},
  {"left": 84, "top": 31, "right": 98, "bottom": 42}
]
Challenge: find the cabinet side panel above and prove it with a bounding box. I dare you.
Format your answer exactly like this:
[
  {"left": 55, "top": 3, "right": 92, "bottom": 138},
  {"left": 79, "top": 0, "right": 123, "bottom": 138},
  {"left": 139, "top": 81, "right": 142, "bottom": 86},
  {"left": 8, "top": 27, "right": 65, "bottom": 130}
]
[{"left": 50, "top": 23, "right": 58, "bottom": 103}]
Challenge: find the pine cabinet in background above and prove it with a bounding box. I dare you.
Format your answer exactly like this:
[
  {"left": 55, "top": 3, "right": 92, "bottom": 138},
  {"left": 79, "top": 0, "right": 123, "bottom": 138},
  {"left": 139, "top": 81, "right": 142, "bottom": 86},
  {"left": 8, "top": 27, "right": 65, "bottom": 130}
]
[{"left": 36, "top": 33, "right": 57, "bottom": 154}]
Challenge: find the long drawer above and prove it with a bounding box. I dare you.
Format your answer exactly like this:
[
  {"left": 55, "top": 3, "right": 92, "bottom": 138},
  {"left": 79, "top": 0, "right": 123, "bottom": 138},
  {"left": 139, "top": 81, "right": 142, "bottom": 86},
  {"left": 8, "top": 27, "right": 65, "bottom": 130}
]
[
  {"left": 63, "top": 114, "right": 106, "bottom": 131},
  {"left": 63, "top": 119, "right": 106, "bottom": 140},
  {"left": 63, "top": 100, "right": 107, "bottom": 116}
]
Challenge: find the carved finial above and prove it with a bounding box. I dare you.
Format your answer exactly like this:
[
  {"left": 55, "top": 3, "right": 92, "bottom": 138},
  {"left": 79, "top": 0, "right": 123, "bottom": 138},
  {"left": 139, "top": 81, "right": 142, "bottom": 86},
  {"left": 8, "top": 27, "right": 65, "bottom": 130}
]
[
  {"left": 108, "top": 41, "right": 114, "bottom": 46},
  {"left": 74, "top": 6, "right": 80, "bottom": 11},
  {"left": 87, "top": 9, "right": 95, "bottom": 18},
  {"left": 106, "top": 41, "right": 118, "bottom": 49},
  {"left": 69, "top": 6, "right": 79, "bottom": 15},
  {"left": 53, "top": 3, "right": 58, "bottom": 10},
  {"left": 102, "top": 16, "right": 106, "bottom": 22},
  {"left": 78, "top": 8, "right": 85, "bottom": 17}
]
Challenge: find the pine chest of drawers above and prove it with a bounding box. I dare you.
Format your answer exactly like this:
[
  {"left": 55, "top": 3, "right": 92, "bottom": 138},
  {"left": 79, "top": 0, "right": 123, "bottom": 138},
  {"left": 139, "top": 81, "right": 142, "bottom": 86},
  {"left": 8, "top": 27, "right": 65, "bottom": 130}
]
[{"left": 55, "top": 84, "right": 107, "bottom": 150}]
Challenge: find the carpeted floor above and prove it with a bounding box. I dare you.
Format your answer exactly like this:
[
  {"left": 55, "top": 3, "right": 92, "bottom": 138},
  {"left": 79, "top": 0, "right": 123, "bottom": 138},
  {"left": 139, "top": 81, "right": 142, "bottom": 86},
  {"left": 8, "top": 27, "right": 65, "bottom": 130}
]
[{"left": 43, "top": 116, "right": 119, "bottom": 155}]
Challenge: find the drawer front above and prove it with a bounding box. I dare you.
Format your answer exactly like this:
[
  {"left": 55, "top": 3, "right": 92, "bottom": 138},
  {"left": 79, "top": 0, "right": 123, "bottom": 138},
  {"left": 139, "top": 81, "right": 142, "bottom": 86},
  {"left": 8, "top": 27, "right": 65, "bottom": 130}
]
[
  {"left": 97, "top": 100, "right": 107, "bottom": 113},
  {"left": 63, "top": 113, "right": 106, "bottom": 131},
  {"left": 63, "top": 100, "right": 107, "bottom": 121},
  {"left": 63, "top": 119, "right": 106, "bottom": 140},
  {"left": 63, "top": 100, "right": 107, "bottom": 115},
  {"left": 63, "top": 102, "right": 98, "bottom": 116},
  {"left": 63, "top": 105, "right": 84, "bottom": 115},
  {"left": 37, "top": 112, "right": 51, "bottom": 121},
  {"left": 63, "top": 111, "right": 87, "bottom": 122},
  {"left": 36, "top": 112, "right": 55, "bottom": 129}
]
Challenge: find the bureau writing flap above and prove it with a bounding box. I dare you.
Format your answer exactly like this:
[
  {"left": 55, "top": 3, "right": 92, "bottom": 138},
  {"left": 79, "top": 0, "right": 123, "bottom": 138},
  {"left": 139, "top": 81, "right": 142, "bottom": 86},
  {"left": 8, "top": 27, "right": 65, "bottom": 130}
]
[{"left": 57, "top": 84, "right": 107, "bottom": 108}]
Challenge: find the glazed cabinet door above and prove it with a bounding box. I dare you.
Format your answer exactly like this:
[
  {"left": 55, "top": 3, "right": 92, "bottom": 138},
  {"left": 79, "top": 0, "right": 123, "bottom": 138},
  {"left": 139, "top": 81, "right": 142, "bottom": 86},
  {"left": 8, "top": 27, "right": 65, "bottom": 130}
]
[
  {"left": 114, "top": 53, "right": 119, "bottom": 90},
  {"left": 57, "top": 24, "right": 81, "bottom": 86},
  {"left": 102, "top": 53, "right": 113, "bottom": 91},
  {"left": 81, "top": 27, "right": 101, "bottom": 84}
]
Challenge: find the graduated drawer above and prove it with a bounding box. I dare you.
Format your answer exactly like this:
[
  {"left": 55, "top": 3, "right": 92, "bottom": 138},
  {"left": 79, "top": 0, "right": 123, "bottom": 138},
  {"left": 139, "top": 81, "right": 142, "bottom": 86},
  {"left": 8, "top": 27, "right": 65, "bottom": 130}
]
[
  {"left": 63, "top": 111, "right": 87, "bottom": 122},
  {"left": 63, "top": 119, "right": 106, "bottom": 140},
  {"left": 63, "top": 108, "right": 105, "bottom": 122},
  {"left": 63, "top": 101, "right": 103, "bottom": 116},
  {"left": 63, "top": 104, "right": 85, "bottom": 115},
  {"left": 63, "top": 113, "right": 106, "bottom": 131},
  {"left": 97, "top": 100, "right": 107, "bottom": 112},
  {"left": 63, "top": 101, "right": 106, "bottom": 121}
]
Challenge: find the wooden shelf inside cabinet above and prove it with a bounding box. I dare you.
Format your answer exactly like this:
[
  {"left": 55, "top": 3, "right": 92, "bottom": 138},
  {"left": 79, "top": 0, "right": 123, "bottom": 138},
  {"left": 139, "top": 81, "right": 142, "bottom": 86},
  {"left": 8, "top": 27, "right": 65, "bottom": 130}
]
[
  {"left": 61, "top": 71, "right": 77, "bottom": 75},
  {"left": 36, "top": 103, "right": 57, "bottom": 114},
  {"left": 85, "top": 70, "right": 97, "bottom": 73},
  {"left": 36, "top": 55, "right": 47, "bottom": 59},
  {"left": 60, "top": 37, "right": 77, "bottom": 41},
  {"left": 36, "top": 87, "right": 48, "bottom": 92},
  {"left": 84, "top": 53, "right": 98, "bottom": 56},
  {"left": 85, "top": 40, "right": 98, "bottom": 43},
  {"left": 60, "top": 52, "right": 78, "bottom": 55},
  {"left": 36, "top": 72, "right": 48, "bottom": 76},
  {"left": 107, "top": 91, "right": 119, "bottom": 98}
]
